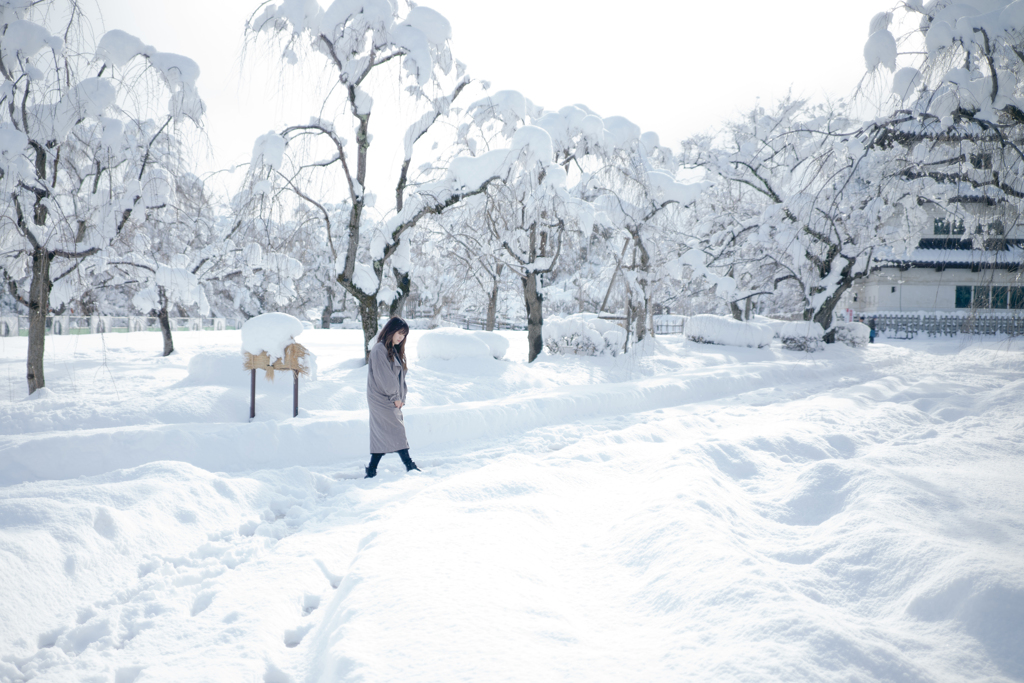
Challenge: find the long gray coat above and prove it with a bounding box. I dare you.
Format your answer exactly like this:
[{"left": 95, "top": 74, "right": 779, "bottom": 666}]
[{"left": 366, "top": 341, "right": 409, "bottom": 453}]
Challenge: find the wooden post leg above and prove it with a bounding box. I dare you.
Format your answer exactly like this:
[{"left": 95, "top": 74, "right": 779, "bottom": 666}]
[
  {"left": 250, "top": 369, "right": 256, "bottom": 420},
  {"left": 293, "top": 369, "right": 299, "bottom": 418}
]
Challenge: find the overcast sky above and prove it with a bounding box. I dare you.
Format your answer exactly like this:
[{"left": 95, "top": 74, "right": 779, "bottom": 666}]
[{"left": 90, "top": 0, "right": 892, "bottom": 174}]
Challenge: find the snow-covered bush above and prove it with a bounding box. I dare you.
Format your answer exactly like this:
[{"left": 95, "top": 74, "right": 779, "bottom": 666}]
[
  {"left": 416, "top": 328, "right": 495, "bottom": 361},
  {"left": 471, "top": 331, "right": 510, "bottom": 360},
  {"left": 185, "top": 350, "right": 248, "bottom": 387},
  {"left": 779, "top": 321, "right": 825, "bottom": 352},
  {"left": 684, "top": 315, "right": 773, "bottom": 348},
  {"left": 752, "top": 316, "right": 788, "bottom": 338},
  {"left": 834, "top": 322, "right": 870, "bottom": 348},
  {"left": 544, "top": 314, "right": 626, "bottom": 356}
]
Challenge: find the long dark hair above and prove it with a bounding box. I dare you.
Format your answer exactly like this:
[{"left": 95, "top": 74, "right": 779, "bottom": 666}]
[{"left": 377, "top": 317, "right": 410, "bottom": 369}]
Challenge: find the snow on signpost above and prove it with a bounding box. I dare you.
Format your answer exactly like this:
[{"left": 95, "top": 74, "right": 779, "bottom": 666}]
[{"left": 241, "top": 313, "right": 316, "bottom": 420}]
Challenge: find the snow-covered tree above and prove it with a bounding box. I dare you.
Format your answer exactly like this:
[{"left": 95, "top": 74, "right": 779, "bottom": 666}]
[
  {"left": 591, "top": 127, "right": 705, "bottom": 342},
  {"left": 430, "top": 197, "right": 515, "bottom": 329},
  {"left": 859, "top": 3, "right": 1024, "bottom": 249},
  {"left": 0, "top": 0, "right": 204, "bottom": 393},
  {"left": 107, "top": 168, "right": 221, "bottom": 356},
  {"left": 247, "top": 0, "right": 505, "bottom": 359},
  {"left": 460, "top": 94, "right": 613, "bottom": 360},
  {"left": 682, "top": 98, "right": 902, "bottom": 337}
]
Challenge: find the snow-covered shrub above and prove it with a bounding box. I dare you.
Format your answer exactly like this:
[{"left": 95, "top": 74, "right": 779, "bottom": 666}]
[
  {"left": 834, "top": 322, "right": 870, "bottom": 348},
  {"left": 545, "top": 314, "right": 626, "bottom": 356},
  {"left": 684, "top": 315, "right": 773, "bottom": 348},
  {"left": 184, "top": 350, "right": 248, "bottom": 387},
  {"left": 472, "top": 331, "right": 510, "bottom": 360},
  {"left": 779, "top": 321, "right": 825, "bottom": 352},
  {"left": 416, "top": 328, "right": 495, "bottom": 361},
  {"left": 752, "top": 316, "right": 788, "bottom": 338},
  {"left": 403, "top": 317, "right": 436, "bottom": 330}
]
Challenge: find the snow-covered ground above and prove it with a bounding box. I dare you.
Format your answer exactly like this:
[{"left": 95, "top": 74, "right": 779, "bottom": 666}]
[{"left": 1, "top": 330, "right": 1022, "bottom": 682}]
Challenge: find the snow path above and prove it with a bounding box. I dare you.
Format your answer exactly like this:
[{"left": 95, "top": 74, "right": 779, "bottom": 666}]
[{"left": 1, "top": 332, "right": 1022, "bottom": 681}]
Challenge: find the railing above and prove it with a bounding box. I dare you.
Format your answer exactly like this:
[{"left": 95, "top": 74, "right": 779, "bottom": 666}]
[
  {"left": 0, "top": 315, "right": 241, "bottom": 337},
  {"left": 654, "top": 322, "right": 685, "bottom": 335},
  {"left": 870, "top": 312, "right": 1024, "bottom": 339},
  {"left": 442, "top": 314, "right": 526, "bottom": 331}
]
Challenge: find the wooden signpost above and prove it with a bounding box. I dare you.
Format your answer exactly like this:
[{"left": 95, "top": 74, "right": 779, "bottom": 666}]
[{"left": 243, "top": 342, "right": 312, "bottom": 419}]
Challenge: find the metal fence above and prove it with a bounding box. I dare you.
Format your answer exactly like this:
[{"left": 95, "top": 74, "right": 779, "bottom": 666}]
[
  {"left": 654, "top": 322, "right": 685, "bottom": 335},
  {"left": 440, "top": 314, "right": 689, "bottom": 335},
  {"left": 871, "top": 312, "right": 1024, "bottom": 339},
  {"left": 442, "top": 314, "right": 526, "bottom": 331},
  {"left": 0, "top": 315, "right": 241, "bottom": 337}
]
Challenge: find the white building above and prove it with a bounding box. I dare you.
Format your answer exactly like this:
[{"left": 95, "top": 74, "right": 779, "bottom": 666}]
[{"left": 840, "top": 211, "right": 1024, "bottom": 317}]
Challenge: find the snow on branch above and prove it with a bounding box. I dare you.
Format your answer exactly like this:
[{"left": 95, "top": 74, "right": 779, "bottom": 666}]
[{"left": 95, "top": 30, "right": 206, "bottom": 124}]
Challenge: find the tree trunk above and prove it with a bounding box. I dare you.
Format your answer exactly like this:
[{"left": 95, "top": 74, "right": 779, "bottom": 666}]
[
  {"left": 623, "top": 293, "right": 633, "bottom": 353},
  {"left": 157, "top": 288, "right": 174, "bottom": 357},
  {"left": 26, "top": 247, "right": 51, "bottom": 395},
  {"left": 523, "top": 272, "right": 543, "bottom": 362},
  {"left": 729, "top": 300, "right": 744, "bottom": 321},
  {"left": 485, "top": 264, "right": 502, "bottom": 331},
  {"left": 321, "top": 287, "right": 333, "bottom": 329},
  {"left": 390, "top": 267, "right": 410, "bottom": 318},
  {"left": 645, "top": 291, "right": 655, "bottom": 339},
  {"left": 359, "top": 295, "right": 380, "bottom": 362},
  {"left": 632, "top": 299, "right": 648, "bottom": 343},
  {"left": 811, "top": 260, "right": 857, "bottom": 344}
]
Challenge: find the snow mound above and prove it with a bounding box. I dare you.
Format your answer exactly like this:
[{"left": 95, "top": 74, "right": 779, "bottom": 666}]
[
  {"left": 184, "top": 350, "right": 248, "bottom": 387},
  {"left": 545, "top": 314, "right": 625, "bottom": 356},
  {"left": 685, "top": 315, "right": 773, "bottom": 349},
  {"left": 752, "top": 315, "right": 787, "bottom": 338},
  {"left": 834, "top": 322, "right": 870, "bottom": 348},
  {"left": 241, "top": 313, "right": 304, "bottom": 360},
  {"left": 471, "top": 331, "right": 509, "bottom": 360},
  {"left": 416, "top": 328, "right": 494, "bottom": 360},
  {"left": 779, "top": 321, "right": 825, "bottom": 352},
  {"left": 26, "top": 387, "right": 57, "bottom": 401}
]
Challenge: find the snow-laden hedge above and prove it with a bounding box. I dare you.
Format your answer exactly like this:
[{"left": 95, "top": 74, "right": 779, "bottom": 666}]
[
  {"left": 684, "top": 315, "right": 773, "bottom": 348},
  {"left": 752, "top": 316, "right": 788, "bottom": 338},
  {"left": 779, "top": 321, "right": 825, "bottom": 352},
  {"left": 545, "top": 314, "right": 626, "bottom": 356},
  {"left": 416, "top": 328, "right": 508, "bottom": 360},
  {"left": 834, "top": 322, "right": 870, "bottom": 348}
]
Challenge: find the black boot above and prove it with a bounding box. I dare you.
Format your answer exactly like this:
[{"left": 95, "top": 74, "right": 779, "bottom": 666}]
[
  {"left": 398, "top": 449, "right": 420, "bottom": 472},
  {"left": 365, "top": 453, "right": 384, "bottom": 478}
]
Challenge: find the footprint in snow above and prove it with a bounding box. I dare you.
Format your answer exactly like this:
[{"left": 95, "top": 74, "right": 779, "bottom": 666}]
[
  {"left": 283, "top": 623, "right": 313, "bottom": 648},
  {"left": 302, "top": 594, "right": 321, "bottom": 616},
  {"left": 264, "top": 661, "right": 295, "bottom": 683},
  {"left": 315, "top": 559, "right": 342, "bottom": 588},
  {"left": 115, "top": 666, "right": 145, "bottom": 683},
  {"left": 191, "top": 591, "right": 216, "bottom": 616}
]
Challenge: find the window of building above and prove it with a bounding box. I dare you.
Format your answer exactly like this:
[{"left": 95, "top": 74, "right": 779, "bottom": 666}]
[
  {"left": 974, "top": 285, "right": 991, "bottom": 308},
  {"left": 956, "top": 286, "right": 972, "bottom": 308},
  {"left": 891, "top": 286, "right": 896, "bottom": 293},
  {"left": 934, "top": 217, "right": 966, "bottom": 235},
  {"left": 987, "top": 220, "right": 1005, "bottom": 236},
  {"left": 1011, "top": 287, "right": 1024, "bottom": 310},
  {"left": 992, "top": 286, "right": 1008, "bottom": 309}
]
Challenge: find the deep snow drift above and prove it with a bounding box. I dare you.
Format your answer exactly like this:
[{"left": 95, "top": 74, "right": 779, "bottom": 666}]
[{"left": 0, "top": 330, "right": 1022, "bottom": 682}]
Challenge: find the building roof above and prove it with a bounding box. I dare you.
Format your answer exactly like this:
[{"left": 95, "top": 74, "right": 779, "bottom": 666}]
[{"left": 875, "top": 240, "right": 1023, "bottom": 269}]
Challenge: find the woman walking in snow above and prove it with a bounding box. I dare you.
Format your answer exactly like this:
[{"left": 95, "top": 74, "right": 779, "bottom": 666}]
[{"left": 364, "top": 317, "right": 420, "bottom": 478}]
